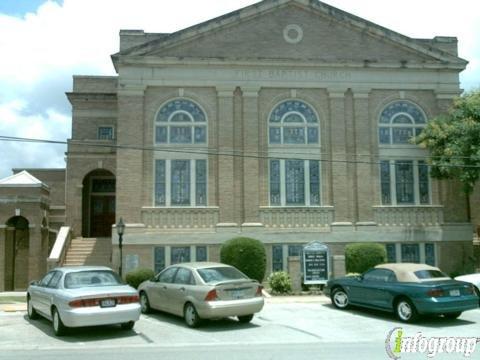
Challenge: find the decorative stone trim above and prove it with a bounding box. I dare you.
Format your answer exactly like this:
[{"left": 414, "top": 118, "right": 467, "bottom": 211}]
[
  {"left": 373, "top": 205, "right": 444, "bottom": 226},
  {"left": 283, "top": 24, "right": 303, "bottom": 44},
  {"left": 259, "top": 206, "right": 334, "bottom": 229},
  {"left": 141, "top": 207, "right": 219, "bottom": 229}
]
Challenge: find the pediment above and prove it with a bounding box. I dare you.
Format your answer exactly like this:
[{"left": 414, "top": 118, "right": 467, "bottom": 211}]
[{"left": 117, "top": 0, "right": 465, "bottom": 67}]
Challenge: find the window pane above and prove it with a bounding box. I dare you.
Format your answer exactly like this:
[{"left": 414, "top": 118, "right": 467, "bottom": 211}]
[
  {"left": 392, "top": 114, "right": 413, "bottom": 124},
  {"left": 309, "top": 160, "right": 320, "bottom": 205},
  {"left": 170, "top": 112, "right": 192, "bottom": 122},
  {"left": 154, "top": 247, "right": 165, "bottom": 274},
  {"left": 288, "top": 245, "right": 303, "bottom": 257},
  {"left": 307, "top": 127, "right": 319, "bottom": 144},
  {"left": 283, "top": 127, "right": 305, "bottom": 144},
  {"left": 272, "top": 245, "right": 283, "bottom": 272},
  {"left": 285, "top": 160, "right": 305, "bottom": 205},
  {"left": 155, "top": 160, "right": 166, "bottom": 206},
  {"left": 171, "top": 160, "right": 190, "bottom": 205},
  {"left": 386, "top": 244, "right": 396, "bottom": 263},
  {"left": 170, "top": 126, "right": 192, "bottom": 143},
  {"left": 269, "top": 127, "right": 281, "bottom": 144},
  {"left": 98, "top": 126, "right": 113, "bottom": 140},
  {"left": 425, "top": 243, "right": 435, "bottom": 266},
  {"left": 392, "top": 127, "right": 414, "bottom": 144},
  {"left": 380, "top": 161, "right": 391, "bottom": 205},
  {"left": 401, "top": 244, "right": 420, "bottom": 263},
  {"left": 196, "top": 246, "right": 207, "bottom": 262},
  {"left": 92, "top": 179, "right": 115, "bottom": 193},
  {"left": 418, "top": 161, "right": 430, "bottom": 204},
  {"left": 379, "top": 127, "right": 390, "bottom": 144},
  {"left": 194, "top": 126, "right": 206, "bottom": 143},
  {"left": 196, "top": 160, "right": 207, "bottom": 206},
  {"left": 395, "top": 161, "right": 414, "bottom": 204},
  {"left": 155, "top": 126, "right": 167, "bottom": 143},
  {"left": 171, "top": 246, "right": 190, "bottom": 264},
  {"left": 284, "top": 113, "right": 304, "bottom": 123},
  {"left": 270, "top": 160, "right": 281, "bottom": 205}
]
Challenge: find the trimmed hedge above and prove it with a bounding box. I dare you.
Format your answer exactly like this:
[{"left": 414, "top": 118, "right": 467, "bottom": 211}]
[
  {"left": 345, "top": 243, "right": 387, "bottom": 274},
  {"left": 268, "top": 271, "right": 292, "bottom": 294},
  {"left": 220, "top": 237, "right": 266, "bottom": 282},
  {"left": 125, "top": 268, "right": 155, "bottom": 289}
]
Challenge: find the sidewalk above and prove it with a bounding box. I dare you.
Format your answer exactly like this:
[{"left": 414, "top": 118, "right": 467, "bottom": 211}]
[{"left": 0, "top": 292, "right": 27, "bottom": 312}]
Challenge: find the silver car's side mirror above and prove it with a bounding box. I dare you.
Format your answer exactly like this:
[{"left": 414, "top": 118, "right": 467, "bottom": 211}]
[{"left": 30, "top": 280, "right": 39, "bottom": 286}]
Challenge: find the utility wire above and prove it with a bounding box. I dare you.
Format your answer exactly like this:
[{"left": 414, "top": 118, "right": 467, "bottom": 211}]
[{"left": 1, "top": 135, "right": 479, "bottom": 169}]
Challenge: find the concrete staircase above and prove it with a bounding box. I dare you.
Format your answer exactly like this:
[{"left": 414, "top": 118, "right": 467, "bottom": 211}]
[{"left": 63, "top": 237, "right": 112, "bottom": 267}]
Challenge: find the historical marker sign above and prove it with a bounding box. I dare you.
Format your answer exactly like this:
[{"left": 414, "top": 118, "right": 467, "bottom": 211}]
[{"left": 303, "top": 241, "right": 330, "bottom": 284}]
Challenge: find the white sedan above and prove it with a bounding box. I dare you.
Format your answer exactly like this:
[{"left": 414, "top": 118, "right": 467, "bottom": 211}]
[
  {"left": 27, "top": 266, "right": 141, "bottom": 336},
  {"left": 455, "top": 273, "right": 480, "bottom": 299}
]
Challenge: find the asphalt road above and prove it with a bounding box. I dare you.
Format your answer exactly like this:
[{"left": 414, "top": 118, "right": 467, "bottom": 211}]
[{"left": 1, "top": 299, "right": 479, "bottom": 360}]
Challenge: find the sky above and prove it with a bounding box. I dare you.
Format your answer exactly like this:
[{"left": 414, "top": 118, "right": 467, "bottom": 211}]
[{"left": 0, "top": 0, "right": 478, "bottom": 179}]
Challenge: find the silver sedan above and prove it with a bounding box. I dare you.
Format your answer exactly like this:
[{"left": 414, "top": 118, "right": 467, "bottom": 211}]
[
  {"left": 27, "top": 266, "right": 141, "bottom": 336},
  {"left": 138, "top": 262, "right": 264, "bottom": 327}
]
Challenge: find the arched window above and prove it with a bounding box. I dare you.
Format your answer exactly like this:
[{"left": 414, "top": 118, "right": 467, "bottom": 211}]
[
  {"left": 268, "top": 100, "right": 321, "bottom": 206},
  {"left": 378, "top": 101, "right": 426, "bottom": 145},
  {"left": 155, "top": 99, "right": 207, "bottom": 144},
  {"left": 269, "top": 100, "right": 319, "bottom": 144}
]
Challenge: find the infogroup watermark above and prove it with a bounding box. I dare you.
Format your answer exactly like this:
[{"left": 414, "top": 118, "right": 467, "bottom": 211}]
[{"left": 385, "top": 327, "right": 480, "bottom": 359}]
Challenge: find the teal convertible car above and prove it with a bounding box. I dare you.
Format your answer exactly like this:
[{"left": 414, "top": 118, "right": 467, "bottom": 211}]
[{"left": 324, "top": 263, "right": 479, "bottom": 322}]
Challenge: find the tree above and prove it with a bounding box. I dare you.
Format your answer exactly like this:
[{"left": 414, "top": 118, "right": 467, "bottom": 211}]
[{"left": 415, "top": 90, "right": 480, "bottom": 220}]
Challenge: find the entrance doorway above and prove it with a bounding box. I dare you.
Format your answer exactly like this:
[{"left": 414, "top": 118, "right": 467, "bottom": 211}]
[
  {"left": 4, "top": 216, "right": 29, "bottom": 290},
  {"left": 82, "top": 170, "right": 116, "bottom": 237}
]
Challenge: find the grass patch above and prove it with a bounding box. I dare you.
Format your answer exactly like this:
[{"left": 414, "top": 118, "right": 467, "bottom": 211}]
[{"left": 0, "top": 296, "right": 26, "bottom": 304}]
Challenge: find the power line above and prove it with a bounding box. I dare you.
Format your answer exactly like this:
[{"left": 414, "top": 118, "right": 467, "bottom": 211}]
[{"left": 1, "top": 135, "right": 479, "bottom": 169}]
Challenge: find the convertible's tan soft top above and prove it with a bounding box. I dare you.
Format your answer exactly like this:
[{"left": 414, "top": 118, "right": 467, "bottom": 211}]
[{"left": 375, "top": 263, "right": 448, "bottom": 282}]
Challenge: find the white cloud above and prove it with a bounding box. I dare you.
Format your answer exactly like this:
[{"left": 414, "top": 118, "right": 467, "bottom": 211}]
[{"left": 0, "top": 0, "right": 478, "bottom": 178}]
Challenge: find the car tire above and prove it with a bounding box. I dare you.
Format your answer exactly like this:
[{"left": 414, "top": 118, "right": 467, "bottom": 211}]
[
  {"left": 140, "top": 291, "right": 151, "bottom": 314},
  {"left": 121, "top": 321, "right": 135, "bottom": 330},
  {"left": 27, "top": 295, "right": 39, "bottom": 320},
  {"left": 395, "top": 298, "right": 418, "bottom": 323},
  {"left": 331, "top": 288, "right": 350, "bottom": 309},
  {"left": 444, "top": 312, "right": 462, "bottom": 319},
  {"left": 238, "top": 314, "right": 254, "bottom": 323},
  {"left": 52, "top": 308, "right": 67, "bottom": 336},
  {"left": 184, "top": 303, "right": 201, "bottom": 328}
]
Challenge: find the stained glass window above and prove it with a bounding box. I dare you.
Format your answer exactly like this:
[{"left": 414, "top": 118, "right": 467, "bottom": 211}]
[
  {"left": 286, "top": 160, "right": 305, "bottom": 205},
  {"left": 309, "top": 161, "right": 320, "bottom": 205},
  {"left": 155, "top": 160, "right": 166, "bottom": 206},
  {"left": 272, "top": 245, "right": 283, "bottom": 272},
  {"left": 418, "top": 161, "right": 430, "bottom": 204},
  {"left": 171, "top": 246, "right": 190, "bottom": 264},
  {"left": 171, "top": 160, "right": 190, "bottom": 206},
  {"left": 196, "top": 246, "right": 207, "bottom": 262},
  {"left": 154, "top": 247, "right": 165, "bottom": 274},
  {"left": 425, "top": 243, "right": 435, "bottom": 266},
  {"left": 395, "top": 161, "right": 414, "bottom": 204},
  {"left": 288, "top": 245, "right": 303, "bottom": 257},
  {"left": 269, "top": 100, "right": 319, "bottom": 145},
  {"left": 380, "top": 161, "right": 391, "bottom": 205},
  {"left": 97, "top": 126, "right": 114, "bottom": 140},
  {"left": 270, "top": 160, "right": 281, "bottom": 206},
  {"left": 378, "top": 101, "right": 426, "bottom": 145},
  {"left": 155, "top": 99, "right": 206, "bottom": 144},
  {"left": 401, "top": 244, "right": 420, "bottom": 263},
  {"left": 196, "top": 160, "right": 207, "bottom": 206},
  {"left": 386, "top": 244, "right": 396, "bottom": 263}
]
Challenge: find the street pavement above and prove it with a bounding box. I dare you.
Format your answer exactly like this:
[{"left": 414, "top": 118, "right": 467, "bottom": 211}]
[{"left": 1, "top": 293, "right": 479, "bottom": 359}]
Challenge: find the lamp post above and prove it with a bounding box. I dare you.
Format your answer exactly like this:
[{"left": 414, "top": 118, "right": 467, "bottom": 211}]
[{"left": 116, "top": 217, "right": 125, "bottom": 277}]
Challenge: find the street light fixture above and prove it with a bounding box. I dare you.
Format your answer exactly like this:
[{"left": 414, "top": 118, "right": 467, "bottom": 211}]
[{"left": 116, "top": 217, "right": 125, "bottom": 277}]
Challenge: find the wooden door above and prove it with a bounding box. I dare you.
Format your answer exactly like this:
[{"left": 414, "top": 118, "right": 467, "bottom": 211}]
[{"left": 90, "top": 196, "right": 115, "bottom": 237}]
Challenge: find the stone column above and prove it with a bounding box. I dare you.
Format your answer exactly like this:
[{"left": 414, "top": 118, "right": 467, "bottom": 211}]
[
  {"left": 116, "top": 89, "right": 145, "bottom": 224},
  {"left": 241, "top": 87, "right": 261, "bottom": 224},
  {"left": 328, "top": 89, "right": 351, "bottom": 224},
  {"left": 287, "top": 256, "right": 302, "bottom": 293},
  {"left": 353, "top": 90, "right": 375, "bottom": 222},
  {"left": 333, "top": 255, "right": 346, "bottom": 278},
  {"left": 216, "top": 87, "right": 236, "bottom": 224},
  {"left": 0, "top": 226, "right": 5, "bottom": 291}
]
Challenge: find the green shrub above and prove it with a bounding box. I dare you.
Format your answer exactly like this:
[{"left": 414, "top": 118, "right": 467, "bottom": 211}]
[
  {"left": 268, "top": 272, "right": 292, "bottom": 294},
  {"left": 345, "top": 243, "right": 387, "bottom": 274},
  {"left": 125, "top": 268, "right": 155, "bottom": 289},
  {"left": 220, "top": 237, "right": 266, "bottom": 282}
]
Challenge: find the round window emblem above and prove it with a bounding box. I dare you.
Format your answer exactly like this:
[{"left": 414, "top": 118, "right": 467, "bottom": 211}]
[{"left": 283, "top": 24, "right": 303, "bottom": 44}]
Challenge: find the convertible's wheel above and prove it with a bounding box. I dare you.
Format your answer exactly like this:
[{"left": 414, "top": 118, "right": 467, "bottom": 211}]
[
  {"left": 395, "top": 298, "right": 418, "bottom": 323},
  {"left": 331, "top": 288, "right": 350, "bottom": 309},
  {"left": 52, "top": 308, "right": 67, "bottom": 336},
  {"left": 121, "top": 321, "right": 135, "bottom": 330},
  {"left": 184, "top": 303, "right": 201, "bottom": 328},
  {"left": 27, "top": 296, "right": 39, "bottom": 320},
  {"left": 444, "top": 312, "right": 462, "bottom": 319},
  {"left": 238, "top": 314, "right": 254, "bottom": 323},
  {"left": 140, "top": 291, "right": 151, "bottom": 314}
]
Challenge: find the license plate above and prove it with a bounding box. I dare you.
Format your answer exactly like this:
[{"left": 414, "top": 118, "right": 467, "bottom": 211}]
[
  {"left": 449, "top": 289, "right": 460, "bottom": 297},
  {"left": 232, "top": 290, "right": 245, "bottom": 299},
  {"left": 100, "top": 299, "right": 116, "bottom": 308}
]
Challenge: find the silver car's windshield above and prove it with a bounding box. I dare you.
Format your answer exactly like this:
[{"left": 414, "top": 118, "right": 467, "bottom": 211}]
[
  {"left": 197, "top": 267, "right": 248, "bottom": 284},
  {"left": 64, "top": 270, "right": 123, "bottom": 289}
]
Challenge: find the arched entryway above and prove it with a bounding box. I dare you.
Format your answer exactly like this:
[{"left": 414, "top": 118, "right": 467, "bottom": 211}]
[
  {"left": 82, "top": 169, "right": 116, "bottom": 237},
  {"left": 4, "top": 216, "right": 29, "bottom": 290}
]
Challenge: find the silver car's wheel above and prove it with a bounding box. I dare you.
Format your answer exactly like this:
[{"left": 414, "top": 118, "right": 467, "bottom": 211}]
[
  {"left": 140, "top": 292, "right": 151, "bottom": 314},
  {"left": 184, "top": 303, "right": 201, "bottom": 328},
  {"left": 396, "top": 299, "right": 418, "bottom": 323},
  {"left": 331, "top": 288, "right": 349, "bottom": 309},
  {"left": 52, "top": 308, "right": 67, "bottom": 336},
  {"left": 27, "top": 296, "right": 39, "bottom": 320}
]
